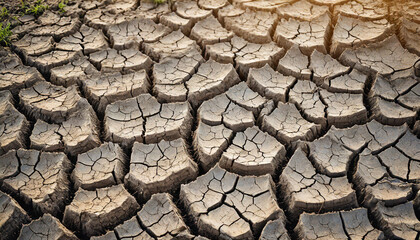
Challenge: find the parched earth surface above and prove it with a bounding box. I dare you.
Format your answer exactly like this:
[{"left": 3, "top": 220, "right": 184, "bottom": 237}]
[{"left": 0, "top": 0, "right": 420, "bottom": 239}]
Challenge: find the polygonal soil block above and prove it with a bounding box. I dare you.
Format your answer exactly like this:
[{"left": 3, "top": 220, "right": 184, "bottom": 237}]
[
  {"left": 125, "top": 138, "right": 198, "bottom": 200},
  {"left": 63, "top": 184, "right": 140, "bottom": 237},
  {"left": 180, "top": 165, "right": 284, "bottom": 239},
  {"left": 104, "top": 93, "right": 192, "bottom": 147},
  {"left": 1, "top": 149, "right": 72, "bottom": 216},
  {"left": 220, "top": 126, "right": 286, "bottom": 176},
  {"left": 72, "top": 142, "right": 127, "bottom": 190},
  {"left": 18, "top": 214, "right": 78, "bottom": 240}
]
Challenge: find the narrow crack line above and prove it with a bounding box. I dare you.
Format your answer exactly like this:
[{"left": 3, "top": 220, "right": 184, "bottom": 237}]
[{"left": 338, "top": 212, "right": 352, "bottom": 239}]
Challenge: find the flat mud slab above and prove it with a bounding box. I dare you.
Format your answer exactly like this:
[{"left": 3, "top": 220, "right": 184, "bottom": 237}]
[{"left": 0, "top": 0, "right": 419, "bottom": 239}]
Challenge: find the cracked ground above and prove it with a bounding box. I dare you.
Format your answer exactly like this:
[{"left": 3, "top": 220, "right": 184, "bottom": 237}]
[{"left": 0, "top": 0, "right": 420, "bottom": 239}]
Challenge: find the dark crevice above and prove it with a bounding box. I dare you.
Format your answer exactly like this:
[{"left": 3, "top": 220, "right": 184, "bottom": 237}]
[
  {"left": 173, "top": 189, "right": 200, "bottom": 237},
  {"left": 338, "top": 212, "right": 351, "bottom": 239}
]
